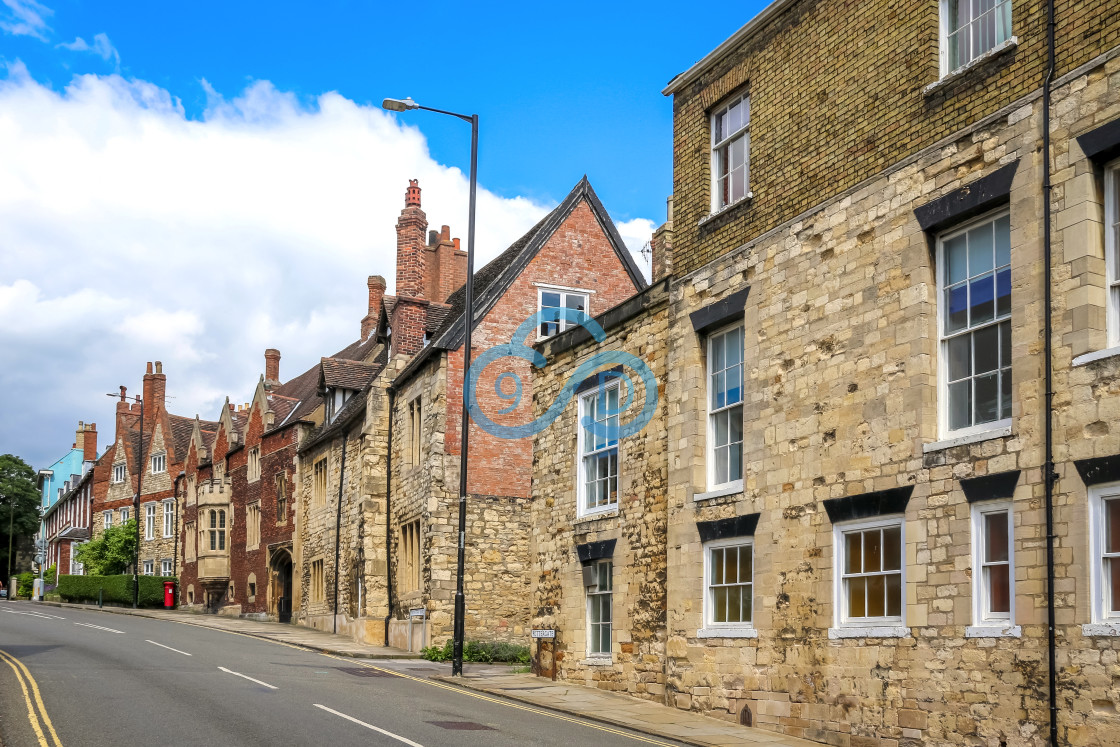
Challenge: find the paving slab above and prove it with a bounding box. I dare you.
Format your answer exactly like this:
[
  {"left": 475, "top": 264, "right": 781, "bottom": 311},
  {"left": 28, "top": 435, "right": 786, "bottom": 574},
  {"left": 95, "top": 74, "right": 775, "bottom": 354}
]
[{"left": 430, "top": 669, "right": 824, "bottom": 747}]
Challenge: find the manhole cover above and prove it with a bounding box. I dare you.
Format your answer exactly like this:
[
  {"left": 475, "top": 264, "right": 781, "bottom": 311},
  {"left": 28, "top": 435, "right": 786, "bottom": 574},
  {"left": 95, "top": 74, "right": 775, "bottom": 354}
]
[
  {"left": 336, "top": 667, "right": 394, "bottom": 678},
  {"left": 427, "top": 721, "right": 496, "bottom": 731}
]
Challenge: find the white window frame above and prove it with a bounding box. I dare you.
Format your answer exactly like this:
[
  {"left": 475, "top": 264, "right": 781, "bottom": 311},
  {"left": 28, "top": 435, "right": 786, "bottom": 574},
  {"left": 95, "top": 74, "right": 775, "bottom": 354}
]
[
  {"left": 710, "top": 91, "right": 750, "bottom": 213},
  {"left": 161, "top": 559, "right": 172, "bottom": 577},
  {"left": 142, "top": 560, "right": 154, "bottom": 576},
  {"left": 162, "top": 500, "right": 174, "bottom": 538},
  {"left": 144, "top": 503, "right": 156, "bottom": 540},
  {"left": 967, "top": 500, "right": 1019, "bottom": 637},
  {"left": 937, "top": 209, "right": 1013, "bottom": 440},
  {"left": 699, "top": 537, "right": 757, "bottom": 638},
  {"left": 830, "top": 516, "right": 909, "bottom": 638},
  {"left": 1089, "top": 483, "right": 1120, "bottom": 628},
  {"left": 1106, "top": 159, "right": 1120, "bottom": 348},
  {"left": 150, "top": 452, "right": 166, "bottom": 475},
  {"left": 585, "top": 559, "right": 613, "bottom": 659},
  {"left": 112, "top": 463, "right": 126, "bottom": 484},
  {"left": 576, "top": 380, "right": 621, "bottom": 518},
  {"left": 537, "top": 286, "right": 590, "bottom": 340},
  {"left": 120, "top": 507, "right": 129, "bottom": 524},
  {"left": 939, "top": 0, "right": 1013, "bottom": 77},
  {"left": 103, "top": 510, "right": 113, "bottom": 530},
  {"left": 707, "top": 324, "right": 745, "bottom": 491}
]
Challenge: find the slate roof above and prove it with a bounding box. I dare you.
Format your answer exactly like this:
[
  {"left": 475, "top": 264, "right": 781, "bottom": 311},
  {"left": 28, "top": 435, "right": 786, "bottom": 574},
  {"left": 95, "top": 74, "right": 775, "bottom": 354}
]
[
  {"left": 321, "top": 358, "right": 379, "bottom": 391},
  {"left": 299, "top": 347, "right": 388, "bottom": 453},
  {"left": 393, "top": 176, "right": 647, "bottom": 387},
  {"left": 268, "top": 333, "right": 385, "bottom": 430}
]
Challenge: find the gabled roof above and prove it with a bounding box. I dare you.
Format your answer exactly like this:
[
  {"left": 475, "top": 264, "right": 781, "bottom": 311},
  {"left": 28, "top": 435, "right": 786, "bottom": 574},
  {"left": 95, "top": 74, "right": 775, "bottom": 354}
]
[
  {"left": 430, "top": 176, "right": 646, "bottom": 352},
  {"left": 393, "top": 177, "right": 646, "bottom": 387},
  {"left": 268, "top": 333, "right": 385, "bottom": 429},
  {"left": 320, "top": 358, "right": 379, "bottom": 391}
]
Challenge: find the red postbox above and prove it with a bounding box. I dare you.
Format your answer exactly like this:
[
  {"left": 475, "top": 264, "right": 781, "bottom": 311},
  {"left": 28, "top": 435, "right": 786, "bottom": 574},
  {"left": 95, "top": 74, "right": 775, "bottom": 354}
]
[{"left": 163, "top": 580, "right": 176, "bottom": 609}]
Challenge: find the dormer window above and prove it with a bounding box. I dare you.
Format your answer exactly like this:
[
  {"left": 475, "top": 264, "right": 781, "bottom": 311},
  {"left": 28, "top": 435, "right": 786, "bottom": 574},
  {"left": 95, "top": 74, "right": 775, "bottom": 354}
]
[{"left": 326, "top": 387, "right": 356, "bottom": 423}]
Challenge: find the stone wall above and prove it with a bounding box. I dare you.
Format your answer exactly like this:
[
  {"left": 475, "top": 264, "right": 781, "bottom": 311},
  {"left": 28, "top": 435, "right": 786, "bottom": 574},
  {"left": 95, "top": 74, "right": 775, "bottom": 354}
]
[
  {"left": 530, "top": 279, "right": 670, "bottom": 698},
  {"left": 660, "top": 45, "right": 1120, "bottom": 747}
]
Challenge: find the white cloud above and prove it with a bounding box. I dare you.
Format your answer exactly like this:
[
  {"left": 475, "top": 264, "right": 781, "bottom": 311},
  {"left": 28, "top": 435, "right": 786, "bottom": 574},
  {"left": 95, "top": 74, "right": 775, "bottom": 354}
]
[
  {"left": 615, "top": 217, "right": 656, "bottom": 280},
  {"left": 57, "top": 32, "right": 120, "bottom": 69},
  {"left": 0, "top": 0, "right": 51, "bottom": 40},
  {"left": 0, "top": 67, "right": 650, "bottom": 468}
]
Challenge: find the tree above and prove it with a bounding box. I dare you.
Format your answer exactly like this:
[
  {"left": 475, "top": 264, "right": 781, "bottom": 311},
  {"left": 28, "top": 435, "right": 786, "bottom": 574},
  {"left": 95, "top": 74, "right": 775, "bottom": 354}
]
[
  {"left": 74, "top": 520, "right": 138, "bottom": 576},
  {"left": 0, "top": 454, "right": 40, "bottom": 576}
]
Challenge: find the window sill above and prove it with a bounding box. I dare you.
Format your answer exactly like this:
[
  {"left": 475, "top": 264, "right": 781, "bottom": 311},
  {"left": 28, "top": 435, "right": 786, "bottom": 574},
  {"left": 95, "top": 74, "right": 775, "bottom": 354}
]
[
  {"left": 694, "top": 481, "right": 745, "bottom": 502},
  {"left": 697, "top": 195, "right": 753, "bottom": 228},
  {"left": 697, "top": 626, "right": 758, "bottom": 639},
  {"left": 923, "top": 424, "right": 1012, "bottom": 454},
  {"left": 922, "top": 37, "right": 1019, "bottom": 97},
  {"left": 966, "top": 624, "right": 1021, "bottom": 638},
  {"left": 575, "top": 508, "right": 619, "bottom": 524},
  {"left": 828, "top": 626, "right": 910, "bottom": 639},
  {"left": 1082, "top": 623, "right": 1120, "bottom": 636},
  {"left": 1073, "top": 345, "right": 1120, "bottom": 367},
  {"left": 580, "top": 657, "right": 614, "bottom": 666}
]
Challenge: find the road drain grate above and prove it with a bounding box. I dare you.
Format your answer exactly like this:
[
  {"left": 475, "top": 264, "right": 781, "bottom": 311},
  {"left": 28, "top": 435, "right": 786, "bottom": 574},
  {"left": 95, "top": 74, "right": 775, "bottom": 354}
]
[
  {"left": 336, "top": 667, "right": 395, "bottom": 678},
  {"left": 427, "top": 721, "right": 496, "bottom": 731}
]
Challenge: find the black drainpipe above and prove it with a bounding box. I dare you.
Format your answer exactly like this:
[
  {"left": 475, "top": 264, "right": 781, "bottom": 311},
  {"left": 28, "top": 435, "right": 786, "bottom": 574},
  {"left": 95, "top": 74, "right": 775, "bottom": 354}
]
[
  {"left": 1041, "top": 0, "right": 1058, "bottom": 742},
  {"left": 384, "top": 386, "right": 395, "bottom": 645},
  {"left": 333, "top": 430, "right": 350, "bottom": 634}
]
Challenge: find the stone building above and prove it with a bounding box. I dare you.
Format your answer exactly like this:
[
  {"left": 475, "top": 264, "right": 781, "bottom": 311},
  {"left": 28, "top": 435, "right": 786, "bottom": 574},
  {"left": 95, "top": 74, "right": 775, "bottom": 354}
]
[
  {"left": 90, "top": 362, "right": 203, "bottom": 578},
  {"left": 177, "top": 341, "right": 373, "bottom": 618},
  {"left": 526, "top": 0, "right": 1120, "bottom": 745},
  {"left": 529, "top": 277, "right": 670, "bottom": 692},
  {"left": 290, "top": 178, "right": 646, "bottom": 647},
  {"left": 650, "top": 0, "right": 1120, "bottom": 745}
]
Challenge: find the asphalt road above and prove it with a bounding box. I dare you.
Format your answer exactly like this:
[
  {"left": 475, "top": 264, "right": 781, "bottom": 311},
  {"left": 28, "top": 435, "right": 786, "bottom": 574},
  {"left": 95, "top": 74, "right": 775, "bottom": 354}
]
[{"left": 0, "top": 603, "right": 688, "bottom": 747}]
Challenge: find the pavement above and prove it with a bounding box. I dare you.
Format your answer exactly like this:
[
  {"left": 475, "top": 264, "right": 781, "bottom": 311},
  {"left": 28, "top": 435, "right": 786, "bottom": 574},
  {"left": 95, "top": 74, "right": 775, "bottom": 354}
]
[{"left": 24, "top": 599, "right": 821, "bottom": 747}]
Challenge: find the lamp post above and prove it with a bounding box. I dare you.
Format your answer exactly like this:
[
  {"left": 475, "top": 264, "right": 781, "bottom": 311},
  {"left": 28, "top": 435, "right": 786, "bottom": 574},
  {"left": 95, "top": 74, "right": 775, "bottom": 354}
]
[
  {"left": 382, "top": 96, "right": 477, "bottom": 677},
  {"left": 108, "top": 391, "right": 144, "bottom": 608}
]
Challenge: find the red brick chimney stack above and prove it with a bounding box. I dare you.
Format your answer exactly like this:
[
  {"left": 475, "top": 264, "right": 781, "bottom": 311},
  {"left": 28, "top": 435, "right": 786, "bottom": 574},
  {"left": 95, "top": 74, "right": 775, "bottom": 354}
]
[
  {"left": 142, "top": 361, "right": 166, "bottom": 418},
  {"left": 116, "top": 386, "right": 140, "bottom": 435},
  {"left": 76, "top": 422, "right": 98, "bottom": 462},
  {"left": 361, "top": 276, "right": 387, "bottom": 340},
  {"left": 392, "top": 180, "right": 431, "bottom": 357},
  {"left": 396, "top": 179, "right": 428, "bottom": 300},
  {"left": 264, "top": 348, "right": 281, "bottom": 383}
]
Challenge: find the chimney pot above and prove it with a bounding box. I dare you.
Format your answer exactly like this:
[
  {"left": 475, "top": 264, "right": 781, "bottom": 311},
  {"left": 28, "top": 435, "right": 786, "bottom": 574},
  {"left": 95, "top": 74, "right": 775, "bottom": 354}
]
[
  {"left": 155, "top": 361, "right": 162, "bottom": 374},
  {"left": 453, "top": 237, "right": 461, "bottom": 251},
  {"left": 146, "top": 362, "right": 153, "bottom": 374},
  {"left": 440, "top": 225, "right": 450, "bottom": 241},
  {"left": 405, "top": 179, "right": 421, "bottom": 207},
  {"left": 429, "top": 229, "right": 439, "bottom": 245}
]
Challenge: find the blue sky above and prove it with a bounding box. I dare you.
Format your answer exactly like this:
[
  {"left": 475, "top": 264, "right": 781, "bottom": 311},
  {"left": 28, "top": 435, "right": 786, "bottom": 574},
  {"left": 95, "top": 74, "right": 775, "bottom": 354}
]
[
  {"left": 4, "top": 0, "right": 761, "bottom": 222},
  {"left": 0, "top": 0, "right": 767, "bottom": 469}
]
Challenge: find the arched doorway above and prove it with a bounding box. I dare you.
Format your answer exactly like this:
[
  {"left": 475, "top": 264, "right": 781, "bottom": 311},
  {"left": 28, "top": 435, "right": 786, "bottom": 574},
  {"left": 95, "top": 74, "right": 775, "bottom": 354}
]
[{"left": 270, "top": 548, "right": 293, "bottom": 623}]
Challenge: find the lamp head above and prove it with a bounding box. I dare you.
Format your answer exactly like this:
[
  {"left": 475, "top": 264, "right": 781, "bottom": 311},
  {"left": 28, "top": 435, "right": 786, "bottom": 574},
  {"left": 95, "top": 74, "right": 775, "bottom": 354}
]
[{"left": 382, "top": 97, "right": 419, "bottom": 112}]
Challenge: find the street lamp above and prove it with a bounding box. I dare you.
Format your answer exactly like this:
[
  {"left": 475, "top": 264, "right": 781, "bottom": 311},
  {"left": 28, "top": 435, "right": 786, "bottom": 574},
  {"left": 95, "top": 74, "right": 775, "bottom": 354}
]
[
  {"left": 382, "top": 96, "right": 478, "bottom": 677},
  {"left": 108, "top": 390, "right": 144, "bottom": 608}
]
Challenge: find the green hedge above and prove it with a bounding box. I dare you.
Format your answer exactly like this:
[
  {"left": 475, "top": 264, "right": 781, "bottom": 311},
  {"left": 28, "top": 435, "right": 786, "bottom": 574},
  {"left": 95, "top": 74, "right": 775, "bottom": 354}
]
[
  {"left": 57, "top": 574, "right": 177, "bottom": 607},
  {"left": 420, "top": 639, "right": 530, "bottom": 664}
]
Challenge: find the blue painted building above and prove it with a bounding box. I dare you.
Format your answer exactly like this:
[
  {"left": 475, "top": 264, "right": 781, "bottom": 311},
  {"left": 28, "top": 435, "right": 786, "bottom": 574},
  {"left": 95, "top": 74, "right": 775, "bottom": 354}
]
[{"left": 36, "top": 422, "right": 98, "bottom": 513}]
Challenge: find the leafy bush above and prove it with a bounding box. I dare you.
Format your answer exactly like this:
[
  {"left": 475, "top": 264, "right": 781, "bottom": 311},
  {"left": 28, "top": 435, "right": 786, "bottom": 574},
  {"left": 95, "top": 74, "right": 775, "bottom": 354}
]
[
  {"left": 74, "top": 520, "right": 138, "bottom": 576},
  {"left": 57, "top": 574, "right": 177, "bottom": 607},
  {"left": 44, "top": 563, "right": 58, "bottom": 591},
  {"left": 17, "top": 571, "right": 34, "bottom": 598},
  {"left": 421, "top": 639, "right": 530, "bottom": 664}
]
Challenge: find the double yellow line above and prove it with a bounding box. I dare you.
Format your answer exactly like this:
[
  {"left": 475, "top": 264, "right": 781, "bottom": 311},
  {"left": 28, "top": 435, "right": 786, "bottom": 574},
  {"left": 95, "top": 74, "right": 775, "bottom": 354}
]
[{"left": 0, "top": 647, "right": 63, "bottom": 747}]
